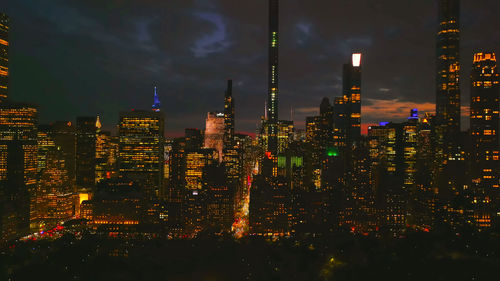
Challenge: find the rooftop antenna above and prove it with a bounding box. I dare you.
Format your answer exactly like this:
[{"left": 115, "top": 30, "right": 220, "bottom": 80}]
[{"left": 152, "top": 86, "right": 161, "bottom": 112}]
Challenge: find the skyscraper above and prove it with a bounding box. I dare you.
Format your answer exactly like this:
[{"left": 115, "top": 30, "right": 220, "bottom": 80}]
[
  {"left": 51, "top": 121, "right": 76, "bottom": 186},
  {"left": 333, "top": 53, "right": 362, "bottom": 152},
  {"left": 39, "top": 148, "right": 74, "bottom": 226},
  {"left": 267, "top": 0, "right": 279, "bottom": 155},
  {"left": 95, "top": 129, "right": 118, "bottom": 184},
  {"left": 118, "top": 110, "right": 164, "bottom": 199},
  {"left": 223, "top": 79, "right": 234, "bottom": 148},
  {"left": 204, "top": 112, "right": 225, "bottom": 162},
  {"left": 222, "top": 80, "right": 241, "bottom": 192},
  {"left": 470, "top": 52, "right": 499, "bottom": 176},
  {"left": 0, "top": 103, "right": 37, "bottom": 240},
  {"left": 277, "top": 120, "right": 294, "bottom": 154},
  {"left": 368, "top": 122, "right": 407, "bottom": 234},
  {"left": 470, "top": 52, "right": 500, "bottom": 229},
  {"left": 333, "top": 96, "right": 348, "bottom": 148},
  {"left": 37, "top": 125, "right": 56, "bottom": 174},
  {"left": 436, "top": 0, "right": 461, "bottom": 153},
  {"left": 184, "top": 149, "right": 217, "bottom": 190},
  {"left": 76, "top": 116, "right": 97, "bottom": 191},
  {"left": 343, "top": 53, "right": 362, "bottom": 146},
  {"left": 0, "top": 13, "right": 9, "bottom": 102}
]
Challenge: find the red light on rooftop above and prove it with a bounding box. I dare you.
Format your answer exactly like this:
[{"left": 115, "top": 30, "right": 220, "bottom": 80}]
[{"left": 265, "top": 151, "right": 272, "bottom": 159}]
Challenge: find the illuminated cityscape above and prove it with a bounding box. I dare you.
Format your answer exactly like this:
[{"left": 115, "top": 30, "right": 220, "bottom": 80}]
[{"left": 0, "top": 0, "right": 500, "bottom": 280}]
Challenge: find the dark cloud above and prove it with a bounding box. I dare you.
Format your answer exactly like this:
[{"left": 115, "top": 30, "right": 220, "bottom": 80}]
[{"left": 4, "top": 0, "right": 500, "bottom": 135}]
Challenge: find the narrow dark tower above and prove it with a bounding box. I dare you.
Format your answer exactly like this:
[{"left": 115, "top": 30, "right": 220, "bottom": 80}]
[
  {"left": 224, "top": 79, "right": 234, "bottom": 148},
  {"left": 436, "top": 0, "right": 461, "bottom": 154},
  {"left": 76, "top": 117, "right": 97, "bottom": 191},
  {"left": 343, "top": 53, "right": 362, "bottom": 146},
  {"left": 267, "top": 0, "right": 279, "bottom": 155},
  {"left": 0, "top": 13, "right": 9, "bottom": 102}
]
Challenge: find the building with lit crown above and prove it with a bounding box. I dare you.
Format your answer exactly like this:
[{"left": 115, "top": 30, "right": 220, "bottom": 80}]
[{"left": 470, "top": 51, "right": 500, "bottom": 229}]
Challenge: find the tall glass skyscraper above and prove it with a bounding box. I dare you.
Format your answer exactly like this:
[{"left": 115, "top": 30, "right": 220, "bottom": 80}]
[
  {"left": 436, "top": 0, "right": 461, "bottom": 153},
  {"left": 118, "top": 110, "right": 164, "bottom": 199},
  {"left": 267, "top": 0, "right": 279, "bottom": 155},
  {"left": 0, "top": 13, "right": 9, "bottom": 102},
  {"left": 76, "top": 117, "right": 97, "bottom": 191},
  {"left": 333, "top": 53, "right": 362, "bottom": 151},
  {"left": 0, "top": 103, "right": 38, "bottom": 240},
  {"left": 223, "top": 79, "right": 234, "bottom": 148},
  {"left": 343, "top": 53, "right": 362, "bottom": 146}
]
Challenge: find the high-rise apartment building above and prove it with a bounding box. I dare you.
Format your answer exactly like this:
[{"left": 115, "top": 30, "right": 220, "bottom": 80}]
[
  {"left": 0, "top": 13, "right": 9, "bottom": 102},
  {"left": 470, "top": 51, "right": 500, "bottom": 229},
  {"left": 267, "top": 0, "right": 279, "bottom": 155},
  {"left": 333, "top": 53, "right": 362, "bottom": 150},
  {"left": 436, "top": 0, "right": 461, "bottom": 155},
  {"left": 343, "top": 53, "right": 362, "bottom": 146},
  {"left": 223, "top": 80, "right": 235, "bottom": 148}
]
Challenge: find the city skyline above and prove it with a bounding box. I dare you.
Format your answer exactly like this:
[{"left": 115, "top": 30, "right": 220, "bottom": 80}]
[
  {"left": 3, "top": 0, "right": 500, "bottom": 136},
  {"left": 1, "top": 2, "right": 500, "bottom": 279}
]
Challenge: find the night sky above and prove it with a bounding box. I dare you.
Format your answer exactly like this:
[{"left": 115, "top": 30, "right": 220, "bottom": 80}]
[{"left": 4, "top": 0, "right": 500, "bottom": 136}]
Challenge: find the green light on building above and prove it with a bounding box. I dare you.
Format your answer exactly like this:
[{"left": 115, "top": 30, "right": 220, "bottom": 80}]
[
  {"left": 326, "top": 147, "right": 338, "bottom": 157},
  {"left": 278, "top": 155, "right": 286, "bottom": 168}
]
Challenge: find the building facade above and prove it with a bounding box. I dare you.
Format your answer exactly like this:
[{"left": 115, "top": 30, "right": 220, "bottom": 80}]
[
  {"left": 204, "top": 112, "right": 225, "bottom": 162},
  {"left": 118, "top": 110, "right": 164, "bottom": 199},
  {"left": 76, "top": 116, "right": 97, "bottom": 191},
  {"left": 436, "top": 0, "right": 461, "bottom": 155},
  {"left": 470, "top": 51, "right": 500, "bottom": 229},
  {"left": 0, "top": 13, "right": 8, "bottom": 102},
  {"left": 0, "top": 103, "right": 37, "bottom": 240}
]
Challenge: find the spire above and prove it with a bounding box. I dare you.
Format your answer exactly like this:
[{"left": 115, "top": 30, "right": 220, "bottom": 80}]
[
  {"left": 152, "top": 86, "right": 161, "bottom": 112},
  {"left": 225, "top": 79, "right": 232, "bottom": 98},
  {"left": 95, "top": 115, "right": 102, "bottom": 132}
]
